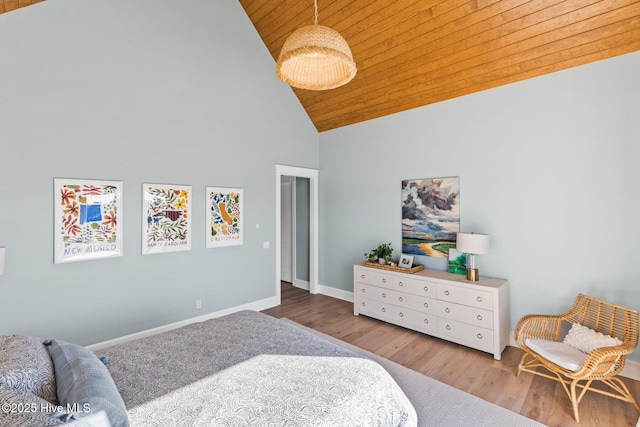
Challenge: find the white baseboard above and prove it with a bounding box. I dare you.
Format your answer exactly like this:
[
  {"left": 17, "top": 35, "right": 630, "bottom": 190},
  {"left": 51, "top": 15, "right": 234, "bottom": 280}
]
[
  {"left": 316, "top": 283, "right": 353, "bottom": 303},
  {"left": 86, "top": 295, "right": 279, "bottom": 351},
  {"left": 292, "top": 279, "right": 310, "bottom": 291},
  {"left": 622, "top": 359, "right": 640, "bottom": 381}
]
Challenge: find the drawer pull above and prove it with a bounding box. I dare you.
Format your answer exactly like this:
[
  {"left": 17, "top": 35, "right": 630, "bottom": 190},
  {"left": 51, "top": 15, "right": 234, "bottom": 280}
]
[
  {"left": 361, "top": 302, "right": 366, "bottom": 307},
  {"left": 445, "top": 325, "right": 451, "bottom": 331},
  {"left": 398, "top": 296, "right": 403, "bottom": 302},
  {"left": 476, "top": 296, "right": 483, "bottom": 303},
  {"left": 477, "top": 314, "right": 483, "bottom": 321},
  {"left": 382, "top": 293, "right": 387, "bottom": 298},
  {"left": 445, "top": 308, "right": 450, "bottom": 314},
  {"left": 361, "top": 274, "right": 365, "bottom": 279},
  {"left": 382, "top": 278, "right": 387, "bottom": 284},
  {"left": 399, "top": 312, "right": 404, "bottom": 318},
  {"left": 382, "top": 307, "right": 386, "bottom": 313},
  {"left": 477, "top": 333, "right": 483, "bottom": 340},
  {"left": 423, "top": 302, "right": 429, "bottom": 308},
  {"left": 399, "top": 281, "right": 404, "bottom": 287},
  {"left": 444, "top": 290, "right": 450, "bottom": 296},
  {"left": 423, "top": 286, "right": 429, "bottom": 292},
  {"left": 361, "top": 288, "right": 366, "bottom": 293},
  {"left": 423, "top": 318, "right": 429, "bottom": 324}
]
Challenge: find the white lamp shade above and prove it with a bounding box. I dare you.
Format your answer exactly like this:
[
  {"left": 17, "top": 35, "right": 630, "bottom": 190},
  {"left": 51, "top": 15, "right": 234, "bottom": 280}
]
[
  {"left": 456, "top": 232, "right": 489, "bottom": 255},
  {"left": 0, "top": 247, "right": 5, "bottom": 275}
]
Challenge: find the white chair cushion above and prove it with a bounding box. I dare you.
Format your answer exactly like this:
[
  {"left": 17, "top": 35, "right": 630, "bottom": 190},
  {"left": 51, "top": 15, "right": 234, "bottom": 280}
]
[
  {"left": 525, "top": 338, "right": 587, "bottom": 372},
  {"left": 562, "top": 323, "right": 622, "bottom": 354}
]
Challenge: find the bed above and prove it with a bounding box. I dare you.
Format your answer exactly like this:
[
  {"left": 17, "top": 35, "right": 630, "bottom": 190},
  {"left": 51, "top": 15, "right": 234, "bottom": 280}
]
[{"left": 0, "top": 310, "right": 417, "bottom": 427}]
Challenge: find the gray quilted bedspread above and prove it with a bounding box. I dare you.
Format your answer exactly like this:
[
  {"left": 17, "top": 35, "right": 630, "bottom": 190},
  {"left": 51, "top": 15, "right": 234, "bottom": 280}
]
[{"left": 99, "top": 310, "right": 417, "bottom": 426}]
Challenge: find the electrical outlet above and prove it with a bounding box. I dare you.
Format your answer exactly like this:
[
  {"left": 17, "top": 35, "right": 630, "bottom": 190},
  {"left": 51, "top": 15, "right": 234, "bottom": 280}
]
[{"left": 196, "top": 299, "right": 202, "bottom": 309}]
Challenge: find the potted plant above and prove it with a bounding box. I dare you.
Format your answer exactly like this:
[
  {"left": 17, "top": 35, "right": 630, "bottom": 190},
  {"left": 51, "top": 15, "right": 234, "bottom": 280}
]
[{"left": 364, "top": 242, "right": 394, "bottom": 264}]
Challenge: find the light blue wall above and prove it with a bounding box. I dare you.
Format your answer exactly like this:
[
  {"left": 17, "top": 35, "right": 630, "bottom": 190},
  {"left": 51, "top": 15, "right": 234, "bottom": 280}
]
[
  {"left": 0, "top": 0, "right": 318, "bottom": 344},
  {"left": 319, "top": 51, "right": 640, "bottom": 361}
]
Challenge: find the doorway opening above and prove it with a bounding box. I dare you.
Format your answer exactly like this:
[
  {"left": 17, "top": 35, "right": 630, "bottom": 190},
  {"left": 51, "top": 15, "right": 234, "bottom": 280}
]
[
  {"left": 275, "top": 165, "right": 318, "bottom": 304},
  {"left": 280, "top": 176, "right": 312, "bottom": 288}
]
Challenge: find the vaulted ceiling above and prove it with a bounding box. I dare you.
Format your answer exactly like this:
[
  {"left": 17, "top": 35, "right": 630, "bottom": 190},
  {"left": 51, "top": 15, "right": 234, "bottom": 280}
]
[
  {"left": 0, "top": 0, "right": 43, "bottom": 14},
  {"left": 241, "top": 0, "right": 640, "bottom": 131},
  {"left": 4, "top": 0, "right": 639, "bottom": 132}
]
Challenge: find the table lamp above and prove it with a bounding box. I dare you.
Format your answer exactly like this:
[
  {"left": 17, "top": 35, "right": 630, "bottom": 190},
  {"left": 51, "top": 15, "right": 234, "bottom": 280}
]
[{"left": 456, "top": 232, "right": 489, "bottom": 281}]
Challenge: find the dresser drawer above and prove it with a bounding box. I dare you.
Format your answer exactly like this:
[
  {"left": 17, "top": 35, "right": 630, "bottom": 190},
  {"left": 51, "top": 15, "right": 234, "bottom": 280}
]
[
  {"left": 437, "top": 300, "right": 493, "bottom": 329},
  {"left": 437, "top": 318, "right": 494, "bottom": 353},
  {"left": 357, "top": 298, "right": 394, "bottom": 323},
  {"left": 437, "top": 283, "right": 493, "bottom": 310},
  {"left": 393, "top": 276, "right": 436, "bottom": 298},
  {"left": 355, "top": 283, "right": 394, "bottom": 304},
  {"left": 394, "top": 292, "right": 437, "bottom": 315},
  {"left": 355, "top": 268, "right": 392, "bottom": 289},
  {"left": 391, "top": 307, "right": 437, "bottom": 333}
]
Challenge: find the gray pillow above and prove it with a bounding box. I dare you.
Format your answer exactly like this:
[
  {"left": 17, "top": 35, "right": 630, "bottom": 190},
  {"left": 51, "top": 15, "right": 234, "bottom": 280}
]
[
  {"left": 0, "top": 335, "right": 58, "bottom": 404},
  {"left": 47, "top": 339, "right": 129, "bottom": 427},
  {"left": 0, "top": 385, "right": 65, "bottom": 427}
]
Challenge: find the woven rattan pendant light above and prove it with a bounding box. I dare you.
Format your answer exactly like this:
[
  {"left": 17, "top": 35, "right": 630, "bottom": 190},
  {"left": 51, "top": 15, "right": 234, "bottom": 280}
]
[{"left": 276, "top": 0, "right": 356, "bottom": 91}]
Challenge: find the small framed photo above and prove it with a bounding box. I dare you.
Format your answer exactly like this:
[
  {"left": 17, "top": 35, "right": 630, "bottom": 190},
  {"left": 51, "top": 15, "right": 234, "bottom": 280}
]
[{"left": 399, "top": 254, "right": 414, "bottom": 268}]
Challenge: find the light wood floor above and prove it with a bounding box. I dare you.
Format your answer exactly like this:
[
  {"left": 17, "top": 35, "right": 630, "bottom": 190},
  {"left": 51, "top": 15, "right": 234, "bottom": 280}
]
[{"left": 262, "top": 282, "right": 640, "bottom": 427}]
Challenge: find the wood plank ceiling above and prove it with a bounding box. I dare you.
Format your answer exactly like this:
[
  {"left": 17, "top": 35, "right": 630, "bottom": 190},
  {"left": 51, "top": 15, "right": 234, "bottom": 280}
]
[
  {"left": 242, "top": 0, "right": 640, "bottom": 131},
  {"left": 0, "top": 0, "right": 43, "bottom": 14},
  {"left": 3, "top": 1, "right": 639, "bottom": 131}
]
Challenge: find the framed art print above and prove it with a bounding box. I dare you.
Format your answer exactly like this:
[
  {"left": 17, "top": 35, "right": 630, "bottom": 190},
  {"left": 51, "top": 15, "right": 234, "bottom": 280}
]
[
  {"left": 401, "top": 177, "right": 460, "bottom": 258},
  {"left": 206, "top": 187, "right": 243, "bottom": 248},
  {"left": 448, "top": 248, "right": 467, "bottom": 275},
  {"left": 54, "top": 178, "right": 123, "bottom": 264},
  {"left": 142, "top": 183, "right": 192, "bottom": 254}
]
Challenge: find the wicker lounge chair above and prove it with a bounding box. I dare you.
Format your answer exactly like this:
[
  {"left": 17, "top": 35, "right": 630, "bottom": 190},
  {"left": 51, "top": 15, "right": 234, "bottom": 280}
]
[{"left": 514, "top": 293, "right": 639, "bottom": 422}]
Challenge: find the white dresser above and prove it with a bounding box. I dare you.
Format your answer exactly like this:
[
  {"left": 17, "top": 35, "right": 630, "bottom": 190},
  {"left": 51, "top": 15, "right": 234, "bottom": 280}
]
[{"left": 353, "top": 264, "right": 509, "bottom": 360}]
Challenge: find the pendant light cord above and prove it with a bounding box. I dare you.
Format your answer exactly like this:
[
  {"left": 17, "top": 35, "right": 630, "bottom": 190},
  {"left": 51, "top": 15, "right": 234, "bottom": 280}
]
[{"left": 314, "top": 0, "right": 318, "bottom": 25}]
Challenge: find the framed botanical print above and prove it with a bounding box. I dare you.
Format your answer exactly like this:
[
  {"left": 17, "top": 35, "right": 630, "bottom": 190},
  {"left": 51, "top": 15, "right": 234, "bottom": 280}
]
[
  {"left": 142, "top": 183, "right": 192, "bottom": 254},
  {"left": 206, "top": 187, "right": 243, "bottom": 248},
  {"left": 54, "top": 178, "right": 123, "bottom": 263}
]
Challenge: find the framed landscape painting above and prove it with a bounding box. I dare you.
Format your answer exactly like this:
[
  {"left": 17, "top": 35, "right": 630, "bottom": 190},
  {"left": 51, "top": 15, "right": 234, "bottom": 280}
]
[
  {"left": 54, "top": 178, "right": 123, "bottom": 264},
  {"left": 142, "top": 183, "right": 192, "bottom": 254},
  {"left": 206, "top": 187, "right": 243, "bottom": 248},
  {"left": 401, "top": 177, "right": 460, "bottom": 258}
]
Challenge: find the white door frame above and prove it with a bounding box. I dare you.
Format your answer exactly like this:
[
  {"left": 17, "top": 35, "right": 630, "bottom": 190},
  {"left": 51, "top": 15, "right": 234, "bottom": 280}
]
[{"left": 275, "top": 165, "right": 319, "bottom": 302}]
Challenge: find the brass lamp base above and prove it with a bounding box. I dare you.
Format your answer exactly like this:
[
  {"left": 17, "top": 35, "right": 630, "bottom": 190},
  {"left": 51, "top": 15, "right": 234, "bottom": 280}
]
[{"left": 466, "top": 268, "right": 479, "bottom": 281}]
